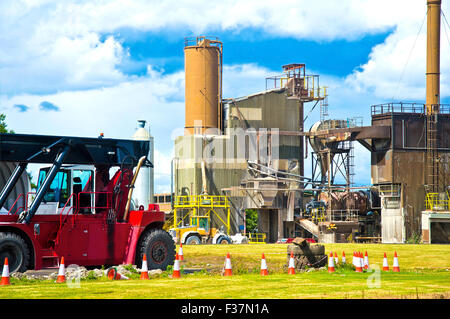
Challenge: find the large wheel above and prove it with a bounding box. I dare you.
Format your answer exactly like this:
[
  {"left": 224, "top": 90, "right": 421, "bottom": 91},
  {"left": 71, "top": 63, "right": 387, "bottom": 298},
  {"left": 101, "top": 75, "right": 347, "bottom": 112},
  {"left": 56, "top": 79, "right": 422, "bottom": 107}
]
[
  {"left": 137, "top": 229, "right": 175, "bottom": 270},
  {"left": 185, "top": 234, "right": 201, "bottom": 245},
  {"left": 216, "top": 236, "right": 231, "bottom": 244},
  {"left": 0, "top": 232, "right": 31, "bottom": 273}
]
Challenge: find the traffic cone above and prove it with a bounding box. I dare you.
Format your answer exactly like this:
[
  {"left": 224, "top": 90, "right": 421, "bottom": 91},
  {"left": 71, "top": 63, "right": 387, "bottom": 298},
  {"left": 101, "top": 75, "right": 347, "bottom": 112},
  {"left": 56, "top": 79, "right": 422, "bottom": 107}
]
[
  {"left": 224, "top": 252, "right": 232, "bottom": 276},
  {"left": 172, "top": 253, "right": 181, "bottom": 278},
  {"left": 0, "top": 258, "right": 10, "bottom": 286},
  {"left": 342, "top": 251, "right": 346, "bottom": 264},
  {"left": 355, "top": 252, "right": 363, "bottom": 272},
  {"left": 140, "top": 254, "right": 149, "bottom": 280},
  {"left": 364, "top": 251, "right": 369, "bottom": 270},
  {"left": 382, "top": 252, "right": 389, "bottom": 271},
  {"left": 106, "top": 267, "right": 129, "bottom": 280},
  {"left": 334, "top": 251, "right": 339, "bottom": 265},
  {"left": 288, "top": 251, "right": 295, "bottom": 275},
  {"left": 178, "top": 243, "right": 184, "bottom": 261},
  {"left": 352, "top": 251, "right": 356, "bottom": 266},
  {"left": 393, "top": 252, "right": 400, "bottom": 272},
  {"left": 56, "top": 257, "right": 66, "bottom": 283},
  {"left": 328, "top": 252, "right": 335, "bottom": 273},
  {"left": 260, "top": 253, "right": 269, "bottom": 276}
]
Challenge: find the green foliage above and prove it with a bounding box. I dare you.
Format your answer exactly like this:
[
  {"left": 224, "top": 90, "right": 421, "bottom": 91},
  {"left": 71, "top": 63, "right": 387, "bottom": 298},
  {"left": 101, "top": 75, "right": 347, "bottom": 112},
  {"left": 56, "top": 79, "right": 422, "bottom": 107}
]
[
  {"left": 0, "top": 114, "right": 14, "bottom": 134},
  {"left": 406, "top": 232, "right": 422, "bottom": 244},
  {"left": 245, "top": 209, "right": 258, "bottom": 232}
]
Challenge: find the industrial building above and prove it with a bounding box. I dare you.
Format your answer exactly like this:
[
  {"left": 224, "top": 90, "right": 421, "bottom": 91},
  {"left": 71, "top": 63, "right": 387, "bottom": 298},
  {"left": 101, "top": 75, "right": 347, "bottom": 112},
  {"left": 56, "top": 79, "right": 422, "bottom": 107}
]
[{"left": 171, "top": 0, "right": 450, "bottom": 244}]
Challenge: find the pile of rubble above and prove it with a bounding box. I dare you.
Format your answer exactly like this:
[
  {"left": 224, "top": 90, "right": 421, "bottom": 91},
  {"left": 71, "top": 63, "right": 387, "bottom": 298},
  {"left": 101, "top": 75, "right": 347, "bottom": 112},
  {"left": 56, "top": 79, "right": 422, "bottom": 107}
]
[{"left": 10, "top": 264, "right": 163, "bottom": 281}]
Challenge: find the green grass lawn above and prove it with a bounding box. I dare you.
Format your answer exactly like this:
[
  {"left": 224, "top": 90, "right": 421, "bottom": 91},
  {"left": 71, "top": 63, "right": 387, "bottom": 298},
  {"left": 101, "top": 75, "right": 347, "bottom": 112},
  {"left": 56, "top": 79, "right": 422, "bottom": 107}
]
[{"left": 0, "top": 243, "right": 449, "bottom": 299}]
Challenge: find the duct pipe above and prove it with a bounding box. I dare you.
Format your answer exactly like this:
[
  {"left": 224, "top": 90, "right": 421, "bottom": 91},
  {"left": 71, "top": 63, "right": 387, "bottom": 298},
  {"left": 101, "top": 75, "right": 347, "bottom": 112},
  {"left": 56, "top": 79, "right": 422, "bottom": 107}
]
[{"left": 426, "top": 0, "right": 441, "bottom": 115}]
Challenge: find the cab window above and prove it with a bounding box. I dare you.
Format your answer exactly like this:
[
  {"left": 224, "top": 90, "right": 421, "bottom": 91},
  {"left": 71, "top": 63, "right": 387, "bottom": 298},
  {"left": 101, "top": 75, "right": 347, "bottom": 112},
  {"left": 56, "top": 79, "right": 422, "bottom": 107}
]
[{"left": 37, "top": 169, "right": 70, "bottom": 208}]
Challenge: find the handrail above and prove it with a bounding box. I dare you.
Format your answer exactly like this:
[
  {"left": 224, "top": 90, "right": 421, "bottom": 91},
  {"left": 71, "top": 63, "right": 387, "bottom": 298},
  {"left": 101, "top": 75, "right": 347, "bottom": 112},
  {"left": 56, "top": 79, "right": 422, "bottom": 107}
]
[
  {"left": 7, "top": 193, "right": 24, "bottom": 215},
  {"left": 56, "top": 193, "right": 76, "bottom": 244}
]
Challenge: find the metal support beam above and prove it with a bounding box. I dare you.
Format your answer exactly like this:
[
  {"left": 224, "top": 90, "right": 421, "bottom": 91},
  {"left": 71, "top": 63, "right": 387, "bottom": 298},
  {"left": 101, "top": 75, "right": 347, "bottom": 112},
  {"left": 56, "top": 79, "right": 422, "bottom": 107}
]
[
  {"left": 0, "top": 163, "right": 28, "bottom": 209},
  {"left": 20, "top": 144, "right": 71, "bottom": 224}
]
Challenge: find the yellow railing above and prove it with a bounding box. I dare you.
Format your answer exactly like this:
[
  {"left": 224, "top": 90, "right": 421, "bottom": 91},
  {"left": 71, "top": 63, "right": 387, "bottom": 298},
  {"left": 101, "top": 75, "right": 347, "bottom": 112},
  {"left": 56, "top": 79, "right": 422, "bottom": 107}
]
[
  {"left": 245, "top": 233, "right": 266, "bottom": 244},
  {"left": 425, "top": 192, "right": 450, "bottom": 211},
  {"left": 311, "top": 207, "right": 326, "bottom": 223},
  {"left": 172, "top": 195, "right": 231, "bottom": 235},
  {"left": 174, "top": 195, "right": 229, "bottom": 208}
]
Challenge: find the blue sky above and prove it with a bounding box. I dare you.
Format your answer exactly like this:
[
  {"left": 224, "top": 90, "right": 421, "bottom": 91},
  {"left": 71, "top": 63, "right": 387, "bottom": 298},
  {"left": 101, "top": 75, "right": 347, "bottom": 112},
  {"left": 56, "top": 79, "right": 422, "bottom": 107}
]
[{"left": 1, "top": 0, "right": 450, "bottom": 192}]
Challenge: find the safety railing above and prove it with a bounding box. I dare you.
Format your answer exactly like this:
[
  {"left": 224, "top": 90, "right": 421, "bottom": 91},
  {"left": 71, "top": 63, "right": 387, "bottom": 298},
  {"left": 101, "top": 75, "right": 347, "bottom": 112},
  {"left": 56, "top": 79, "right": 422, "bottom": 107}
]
[
  {"left": 6, "top": 192, "right": 35, "bottom": 215},
  {"left": 371, "top": 102, "right": 450, "bottom": 115},
  {"left": 310, "top": 207, "right": 326, "bottom": 223},
  {"left": 328, "top": 209, "right": 359, "bottom": 222},
  {"left": 173, "top": 195, "right": 229, "bottom": 208},
  {"left": 245, "top": 232, "right": 267, "bottom": 244},
  {"left": 425, "top": 192, "right": 450, "bottom": 211}
]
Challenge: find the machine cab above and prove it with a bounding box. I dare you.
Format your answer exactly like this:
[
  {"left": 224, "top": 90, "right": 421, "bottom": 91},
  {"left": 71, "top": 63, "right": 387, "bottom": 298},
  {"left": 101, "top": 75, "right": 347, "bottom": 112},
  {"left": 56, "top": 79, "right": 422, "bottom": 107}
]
[
  {"left": 33, "top": 165, "right": 96, "bottom": 215},
  {"left": 190, "top": 216, "right": 210, "bottom": 235}
]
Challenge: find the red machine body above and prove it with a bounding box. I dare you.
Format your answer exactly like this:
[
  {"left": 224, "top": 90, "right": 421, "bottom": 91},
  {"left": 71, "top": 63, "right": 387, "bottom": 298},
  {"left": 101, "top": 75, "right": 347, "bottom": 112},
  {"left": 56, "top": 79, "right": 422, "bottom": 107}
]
[{"left": 0, "top": 134, "right": 175, "bottom": 272}]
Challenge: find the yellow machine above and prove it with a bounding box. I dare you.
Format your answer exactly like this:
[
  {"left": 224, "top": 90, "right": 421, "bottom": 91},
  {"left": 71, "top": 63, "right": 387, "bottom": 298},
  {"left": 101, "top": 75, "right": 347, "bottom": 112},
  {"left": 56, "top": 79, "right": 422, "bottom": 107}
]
[{"left": 169, "top": 195, "right": 233, "bottom": 244}]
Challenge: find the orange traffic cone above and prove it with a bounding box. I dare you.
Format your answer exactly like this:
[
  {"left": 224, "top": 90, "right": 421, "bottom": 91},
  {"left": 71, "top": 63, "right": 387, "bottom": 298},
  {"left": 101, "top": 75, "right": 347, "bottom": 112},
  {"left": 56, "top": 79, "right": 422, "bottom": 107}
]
[
  {"left": 260, "top": 253, "right": 269, "bottom": 276},
  {"left": 328, "top": 252, "right": 335, "bottom": 273},
  {"left": 0, "top": 258, "right": 10, "bottom": 286},
  {"left": 352, "top": 251, "right": 356, "bottom": 266},
  {"left": 106, "top": 267, "right": 129, "bottom": 280},
  {"left": 382, "top": 252, "right": 389, "bottom": 271},
  {"left": 178, "top": 243, "right": 184, "bottom": 261},
  {"left": 140, "top": 254, "right": 149, "bottom": 280},
  {"left": 56, "top": 257, "right": 66, "bottom": 283},
  {"left": 393, "top": 251, "right": 400, "bottom": 272},
  {"left": 224, "top": 252, "right": 232, "bottom": 276},
  {"left": 172, "top": 253, "right": 181, "bottom": 278},
  {"left": 363, "top": 251, "right": 369, "bottom": 270},
  {"left": 342, "top": 251, "right": 346, "bottom": 264},
  {"left": 355, "top": 252, "right": 363, "bottom": 272},
  {"left": 334, "top": 251, "right": 339, "bottom": 265},
  {"left": 288, "top": 251, "right": 295, "bottom": 275}
]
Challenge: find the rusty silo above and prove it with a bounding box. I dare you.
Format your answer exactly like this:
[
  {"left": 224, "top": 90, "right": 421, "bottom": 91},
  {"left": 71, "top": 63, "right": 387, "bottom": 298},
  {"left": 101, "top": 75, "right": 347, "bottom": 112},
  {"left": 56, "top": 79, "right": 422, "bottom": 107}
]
[{"left": 184, "top": 36, "right": 223, "bottom": 135}]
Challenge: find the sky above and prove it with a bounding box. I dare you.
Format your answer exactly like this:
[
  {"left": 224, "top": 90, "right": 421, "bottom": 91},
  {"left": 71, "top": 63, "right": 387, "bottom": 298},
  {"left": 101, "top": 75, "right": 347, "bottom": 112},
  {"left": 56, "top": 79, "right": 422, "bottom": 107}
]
[{"left": 1, "top": 0, "right": 450, "bottom": 193}]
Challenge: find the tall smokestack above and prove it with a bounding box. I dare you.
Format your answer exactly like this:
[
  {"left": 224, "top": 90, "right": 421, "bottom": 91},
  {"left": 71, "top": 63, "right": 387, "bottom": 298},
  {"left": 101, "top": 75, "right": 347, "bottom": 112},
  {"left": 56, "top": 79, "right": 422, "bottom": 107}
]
[{"left": 426, "top": 0, "right": 441, "bottom": 115}]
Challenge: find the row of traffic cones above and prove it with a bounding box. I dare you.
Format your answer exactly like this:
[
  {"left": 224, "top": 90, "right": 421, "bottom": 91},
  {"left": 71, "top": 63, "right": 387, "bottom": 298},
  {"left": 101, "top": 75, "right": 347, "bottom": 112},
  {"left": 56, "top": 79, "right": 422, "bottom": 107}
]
[
  {"left": 327, "top": 251, "right": 400, "bottom": 273},
  {"left": 0, "top": 247, "right": 401, "bottom": 285}
]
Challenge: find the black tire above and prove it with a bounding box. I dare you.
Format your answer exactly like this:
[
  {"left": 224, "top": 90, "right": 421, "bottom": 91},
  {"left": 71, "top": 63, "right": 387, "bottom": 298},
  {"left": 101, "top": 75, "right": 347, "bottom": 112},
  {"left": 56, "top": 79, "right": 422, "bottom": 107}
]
[
  {"left": 216, "top": 236, "right": 231, "bottom": 244},
  {"left": 0, "top": 232, "right": 31, "bottom": 273},
  {"left": 185, "top": 234, "right": 201, "bottom": 245},
  {"left": 137, "top": 229, "right": 175, "bottom": 270}
]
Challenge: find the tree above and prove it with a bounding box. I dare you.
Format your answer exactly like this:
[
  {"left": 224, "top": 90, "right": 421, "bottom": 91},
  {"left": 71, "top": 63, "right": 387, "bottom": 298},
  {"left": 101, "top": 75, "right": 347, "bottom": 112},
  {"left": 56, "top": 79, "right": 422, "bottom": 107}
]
[
  {"left": 0, "top": 114, "right": 14, "bottom": 134},
  {"left": 245, "top": 209, "right": 259, "bottom": 233}
]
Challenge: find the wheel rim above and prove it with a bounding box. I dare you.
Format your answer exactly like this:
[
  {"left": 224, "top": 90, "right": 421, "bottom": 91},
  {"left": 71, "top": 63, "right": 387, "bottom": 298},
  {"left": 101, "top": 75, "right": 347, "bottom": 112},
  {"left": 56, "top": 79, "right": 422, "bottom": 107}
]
[
  {"left": 0, "top": 243, "right": 22, "bottom": 272},
  {"left": 150, "top": 241, "right": 167, "bottom": 264}
]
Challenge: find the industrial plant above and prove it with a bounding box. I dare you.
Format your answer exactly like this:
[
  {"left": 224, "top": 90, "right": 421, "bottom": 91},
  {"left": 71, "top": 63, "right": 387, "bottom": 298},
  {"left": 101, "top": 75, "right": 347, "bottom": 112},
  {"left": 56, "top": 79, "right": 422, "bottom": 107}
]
[
  {"left": 0, "top": 0, "right": 449, "bottom": 261},
  {"left": 168, "top": 0, "right": 450, "bottom": 245}
]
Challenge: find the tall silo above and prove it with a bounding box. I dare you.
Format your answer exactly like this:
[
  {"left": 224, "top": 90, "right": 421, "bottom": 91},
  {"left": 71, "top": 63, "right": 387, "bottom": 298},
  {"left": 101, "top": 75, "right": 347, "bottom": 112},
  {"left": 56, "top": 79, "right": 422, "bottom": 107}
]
[
  {"left": 132, "top": 120, "right": 154, "bottom": 208},
  {"left": 184, "top": 36, "right": 223, "bottom": 134}
]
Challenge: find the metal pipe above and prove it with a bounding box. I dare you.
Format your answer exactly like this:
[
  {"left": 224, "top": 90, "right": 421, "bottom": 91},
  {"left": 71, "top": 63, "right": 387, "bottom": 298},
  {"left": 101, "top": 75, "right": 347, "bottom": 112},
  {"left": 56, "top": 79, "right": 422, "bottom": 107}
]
[
  {"left": 0, "top": 163, "right": 28, "bottom": 209},
  {"left": 21, "top": 144, "right": 71, "bottom": 224},
  {"left": 426, "top": 0, "right": 441, "bottom": 115},
  {"left": 123, "top": 155, "right": 147, "bottom": 222}
]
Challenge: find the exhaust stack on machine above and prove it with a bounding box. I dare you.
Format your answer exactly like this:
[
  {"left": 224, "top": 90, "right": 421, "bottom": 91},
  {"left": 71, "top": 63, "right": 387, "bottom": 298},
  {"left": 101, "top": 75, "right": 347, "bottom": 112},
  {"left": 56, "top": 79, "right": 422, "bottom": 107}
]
[{"left": 132, "top": 120, "right": 154, "bottom": 208}]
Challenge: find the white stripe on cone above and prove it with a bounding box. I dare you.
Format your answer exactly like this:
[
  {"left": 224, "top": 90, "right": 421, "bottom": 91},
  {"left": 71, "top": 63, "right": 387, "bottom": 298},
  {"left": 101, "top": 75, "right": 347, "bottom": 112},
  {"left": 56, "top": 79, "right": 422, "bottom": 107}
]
[
  {"left": 178, "top": 243, "right": 184, "bottom": 261},
  {"left": 393, "top": 252, "right": 400, "bottom": 272},
  {"left": 288, "top": 252, "right": 295, "bottom": 275},
  {"left": 260, "top": 254, "right": 268, "bottom": 276},
  {"left": 328, "top": 252, "right": 335, "bottom": 273},
  {"left": 364, "top": 252, "right": 369, "bottom": 269}
]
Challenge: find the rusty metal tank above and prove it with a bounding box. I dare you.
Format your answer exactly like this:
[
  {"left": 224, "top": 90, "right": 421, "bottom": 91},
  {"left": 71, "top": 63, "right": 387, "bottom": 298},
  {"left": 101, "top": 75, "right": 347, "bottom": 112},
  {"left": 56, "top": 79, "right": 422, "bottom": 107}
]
[{"left": 184, "top": 36, "right": 222, "bottom": 134}]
